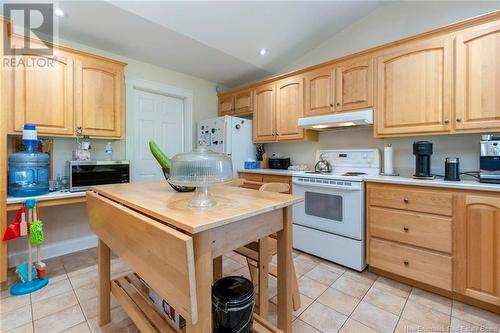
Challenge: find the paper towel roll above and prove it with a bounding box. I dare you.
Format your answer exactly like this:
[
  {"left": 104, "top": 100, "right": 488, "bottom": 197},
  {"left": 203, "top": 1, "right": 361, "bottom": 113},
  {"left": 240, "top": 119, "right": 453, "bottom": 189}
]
[{"left": 384, "top": 145, "right": 394, "bottom": 175}]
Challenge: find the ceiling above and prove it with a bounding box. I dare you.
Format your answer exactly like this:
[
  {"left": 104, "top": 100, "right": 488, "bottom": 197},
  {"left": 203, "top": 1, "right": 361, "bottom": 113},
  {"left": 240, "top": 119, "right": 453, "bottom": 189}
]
[{"left": 14, "top": 1, "right": 387, "bottom": 87}]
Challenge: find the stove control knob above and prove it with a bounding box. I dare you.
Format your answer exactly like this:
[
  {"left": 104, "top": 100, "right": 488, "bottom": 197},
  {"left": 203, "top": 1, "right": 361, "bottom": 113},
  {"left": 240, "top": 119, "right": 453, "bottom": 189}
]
[{"left": 494, "top": 147, "right": 500, "bottom": 155}]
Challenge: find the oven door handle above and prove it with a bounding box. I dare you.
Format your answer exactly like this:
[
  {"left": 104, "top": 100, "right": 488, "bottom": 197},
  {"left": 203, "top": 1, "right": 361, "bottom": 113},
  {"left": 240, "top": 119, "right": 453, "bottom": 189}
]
[{"left": 292, "top": 180, "right": 361, "bottom": 191}]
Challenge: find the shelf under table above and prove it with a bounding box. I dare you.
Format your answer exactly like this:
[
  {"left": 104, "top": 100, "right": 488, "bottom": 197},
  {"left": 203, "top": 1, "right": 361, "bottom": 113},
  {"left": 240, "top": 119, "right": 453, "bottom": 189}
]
[{"left": 111, "top": 273, "right": 283, "bottom": 333}]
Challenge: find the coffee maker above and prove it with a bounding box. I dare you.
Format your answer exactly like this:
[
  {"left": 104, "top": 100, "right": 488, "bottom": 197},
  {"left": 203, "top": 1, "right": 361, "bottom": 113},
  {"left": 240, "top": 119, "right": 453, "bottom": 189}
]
[
  {"left": 479, "top": 135, "right": 500, "bottom": 184},
  {"left": 413, "top": 141, "right": 433, "bottom": 179}
]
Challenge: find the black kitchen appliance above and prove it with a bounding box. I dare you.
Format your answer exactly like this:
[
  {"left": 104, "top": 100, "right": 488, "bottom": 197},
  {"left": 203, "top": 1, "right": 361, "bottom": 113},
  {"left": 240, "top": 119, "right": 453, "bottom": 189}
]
[
  {"left": 413, "top": 141, "right": 433, "bottom": 179},
  {"left": 479, "top": 135, "right": 500, "bottom": 184},
  {"left": 68, "top": 160, "right": 130, "bottom": 192},
  {"left": 268, "top": 156, "right": 291, "bottom": 170},
  {"left": 444, "top": 157, "right": 460, "bottom": 181}
]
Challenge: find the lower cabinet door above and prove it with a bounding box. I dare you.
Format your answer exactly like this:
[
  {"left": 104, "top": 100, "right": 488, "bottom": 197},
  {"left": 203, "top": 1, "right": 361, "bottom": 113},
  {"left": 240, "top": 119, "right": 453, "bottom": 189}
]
[{"left": 455, "top": 194, "right": 500, "bottom": 306}]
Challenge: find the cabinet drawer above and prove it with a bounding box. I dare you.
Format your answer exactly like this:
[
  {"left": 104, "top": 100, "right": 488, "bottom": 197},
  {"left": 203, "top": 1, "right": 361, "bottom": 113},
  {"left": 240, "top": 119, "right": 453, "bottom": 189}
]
[
  {"left": 239, "top": 173, "right": 263, "bottom": 182},
  {"left": 369, "top": 207, "right": 452, "bottom": 253},
  {"left": 368, "top": 185, "right": 452, "bottom": 216},
  {"left": 262, "top": 175, "right": 291, "bottom": 184},
  {"left": 370, "top": 238, "right": 452, "bottom": 291}
]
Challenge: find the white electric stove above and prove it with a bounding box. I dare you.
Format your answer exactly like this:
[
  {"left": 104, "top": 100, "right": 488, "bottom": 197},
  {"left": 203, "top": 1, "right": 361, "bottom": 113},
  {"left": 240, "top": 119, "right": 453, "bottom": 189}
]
[{"left": 292, "top": 149, "right": 380, "bottom": 271}]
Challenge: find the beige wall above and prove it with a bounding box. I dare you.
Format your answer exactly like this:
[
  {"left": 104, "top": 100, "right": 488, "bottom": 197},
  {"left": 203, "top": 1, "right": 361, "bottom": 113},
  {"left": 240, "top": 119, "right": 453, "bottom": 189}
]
[
  {"left": 267, "top": 1, "right": 500, "bottom": 177},
  {"left": 279, "top": 1, "right": 500, "bottom": 73},
  {"left": 266, "top": 128, "right": 487, "bottom": 178}
]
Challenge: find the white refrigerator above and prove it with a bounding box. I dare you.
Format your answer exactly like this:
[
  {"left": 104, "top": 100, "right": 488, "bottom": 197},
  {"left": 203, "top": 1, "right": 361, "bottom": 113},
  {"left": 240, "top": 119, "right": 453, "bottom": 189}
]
[{"left": 197, "top": 116, "right": 255, "bottom": 177}]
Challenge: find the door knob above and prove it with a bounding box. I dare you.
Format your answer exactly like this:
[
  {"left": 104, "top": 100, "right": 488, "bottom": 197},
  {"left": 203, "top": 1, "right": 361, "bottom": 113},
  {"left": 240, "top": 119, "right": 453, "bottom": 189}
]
[
  {"left": 456, "top": 118, "right": 462, "bottom": 122},
  {"left": 403, "top": 226, "right": 409, "bottom": 232},
  {"left": 404, "top": 260, "right": 409, "bottom": 266},
  {"left": 403, "top": 198, "right": 409, "bottom": 203},
  {"left": 330, "top": 103, "right": 334, "bottom": 107},
  {"left": 444, "top": 119, "right": 449, "bottom": 124},
  {"left": 336, "top": 102, "right": 341, "bottom": 106}
]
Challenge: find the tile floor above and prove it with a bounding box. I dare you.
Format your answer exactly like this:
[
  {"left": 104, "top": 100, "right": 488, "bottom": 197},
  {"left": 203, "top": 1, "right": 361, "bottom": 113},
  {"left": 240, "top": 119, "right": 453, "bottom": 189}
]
[{"left": 1, "top": 248, "right": 499, "bottom": 333}]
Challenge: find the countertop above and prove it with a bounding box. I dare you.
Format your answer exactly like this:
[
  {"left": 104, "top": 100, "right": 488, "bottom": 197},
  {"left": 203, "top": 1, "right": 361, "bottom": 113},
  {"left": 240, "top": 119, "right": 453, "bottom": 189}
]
[
  {"left": 238, "top": 168, "right": 301, "bottom": 176},
  {"left": 90, "top": 181, "right": 302, "bottom": 234},
  {"left": 239, "top": 169, "right": 500, "bottom": 192},
  {"left": 364, "top": 175, "right": 500, "bottom": 192},
  {"left": 6, "top": 190, "right": 86, "bottom": 204}
]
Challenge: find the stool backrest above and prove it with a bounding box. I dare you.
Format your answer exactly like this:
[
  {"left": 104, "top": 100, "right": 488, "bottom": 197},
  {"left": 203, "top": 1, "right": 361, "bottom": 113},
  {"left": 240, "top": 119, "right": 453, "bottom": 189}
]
[
  {"left": 259, "top": 182, "right": 290, "bottom": 193},
  {"left": 227, "top": 178, "right": 245, "bottom": 187}
]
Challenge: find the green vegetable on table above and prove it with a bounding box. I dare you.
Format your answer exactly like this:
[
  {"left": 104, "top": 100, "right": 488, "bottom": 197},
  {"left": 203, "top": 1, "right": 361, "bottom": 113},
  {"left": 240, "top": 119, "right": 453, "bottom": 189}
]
[{"left": 149, "top": 140, "right": 171, "bottom": 169}]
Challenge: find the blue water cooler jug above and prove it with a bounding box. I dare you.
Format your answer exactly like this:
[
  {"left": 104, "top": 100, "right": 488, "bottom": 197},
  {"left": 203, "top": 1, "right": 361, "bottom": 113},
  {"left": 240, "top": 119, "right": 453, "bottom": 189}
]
[{"left": 8, "top": 124, "right": 50, "bottom": 197}]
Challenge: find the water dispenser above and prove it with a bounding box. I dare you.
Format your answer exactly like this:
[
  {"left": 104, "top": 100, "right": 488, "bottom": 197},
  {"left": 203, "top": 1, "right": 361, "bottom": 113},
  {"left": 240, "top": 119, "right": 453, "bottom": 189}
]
[{"left": 8, "top": 124, "right": 50, "bottom": 197}]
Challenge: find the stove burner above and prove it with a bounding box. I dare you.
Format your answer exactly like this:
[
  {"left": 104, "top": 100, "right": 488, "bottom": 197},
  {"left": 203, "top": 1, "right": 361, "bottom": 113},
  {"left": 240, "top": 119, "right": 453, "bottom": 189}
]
[
  {"left": 342, "top": 172, "right": 367, "bottom": 176},
  {"left": 305, "top": 171, "right": 332, "bottom": 175}
]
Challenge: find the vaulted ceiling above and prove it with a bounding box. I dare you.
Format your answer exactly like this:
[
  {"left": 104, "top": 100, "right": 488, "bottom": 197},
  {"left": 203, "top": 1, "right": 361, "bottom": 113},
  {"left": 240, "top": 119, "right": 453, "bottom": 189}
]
[{"left": 10, "top": 1, "right": 388, "bottom": 87}]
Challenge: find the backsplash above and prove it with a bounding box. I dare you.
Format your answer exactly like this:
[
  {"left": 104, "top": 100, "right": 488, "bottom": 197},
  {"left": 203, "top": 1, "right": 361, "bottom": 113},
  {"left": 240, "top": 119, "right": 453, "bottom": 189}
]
[
  {"left": 266, "top": 127, "right": 493, "bottom": 177},
  {"left": 7, "top": 136, "right": 126, "bottom": 180}
]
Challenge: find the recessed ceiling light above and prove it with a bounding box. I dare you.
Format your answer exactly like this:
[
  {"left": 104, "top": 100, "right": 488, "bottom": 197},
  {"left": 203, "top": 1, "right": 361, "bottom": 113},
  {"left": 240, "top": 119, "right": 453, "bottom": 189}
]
[
  {"left": 54, "top": 8, "right": 65, "bottom": 17},
  {"left": 259, "top": 48, "right": 267, "bottom": 56}
]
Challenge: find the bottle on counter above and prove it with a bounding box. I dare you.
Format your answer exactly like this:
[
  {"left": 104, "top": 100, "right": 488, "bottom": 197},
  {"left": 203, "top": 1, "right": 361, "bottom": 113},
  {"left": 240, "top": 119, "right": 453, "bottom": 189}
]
[{"left": 105, "top": 142, "right": 113, "bottom": 160}]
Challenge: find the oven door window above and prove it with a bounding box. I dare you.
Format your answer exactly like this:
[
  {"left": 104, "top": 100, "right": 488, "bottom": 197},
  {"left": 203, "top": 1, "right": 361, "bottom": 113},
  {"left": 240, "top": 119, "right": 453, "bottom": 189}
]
[{"left": 305, "top": 191, "right": 343, "bottom": 221}]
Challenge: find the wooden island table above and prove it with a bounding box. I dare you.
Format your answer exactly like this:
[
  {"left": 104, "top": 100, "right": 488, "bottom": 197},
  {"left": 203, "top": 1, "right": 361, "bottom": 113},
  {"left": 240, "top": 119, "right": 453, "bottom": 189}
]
[{"left": 86, "top": 181, "right": 302, "bottom": 333}]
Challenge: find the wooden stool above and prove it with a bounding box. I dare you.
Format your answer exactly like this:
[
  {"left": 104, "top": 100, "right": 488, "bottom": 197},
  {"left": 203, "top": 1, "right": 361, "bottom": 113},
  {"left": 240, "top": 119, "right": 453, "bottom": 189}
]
[{"left": 234, "top": 182, "right": 301, "bottom": 319}]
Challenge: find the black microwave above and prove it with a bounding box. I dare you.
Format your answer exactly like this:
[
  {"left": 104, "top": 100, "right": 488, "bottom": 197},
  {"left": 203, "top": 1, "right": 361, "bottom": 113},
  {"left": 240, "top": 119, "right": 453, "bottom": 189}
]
[{"left": 68, "top": 160, "right": 130, "bottom": 192}]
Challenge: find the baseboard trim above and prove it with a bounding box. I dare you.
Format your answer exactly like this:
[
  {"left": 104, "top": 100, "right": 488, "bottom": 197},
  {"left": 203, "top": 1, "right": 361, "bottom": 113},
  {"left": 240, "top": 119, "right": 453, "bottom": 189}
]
[{"left": 8, "top": 235, "right": 98, "bottom": 267}]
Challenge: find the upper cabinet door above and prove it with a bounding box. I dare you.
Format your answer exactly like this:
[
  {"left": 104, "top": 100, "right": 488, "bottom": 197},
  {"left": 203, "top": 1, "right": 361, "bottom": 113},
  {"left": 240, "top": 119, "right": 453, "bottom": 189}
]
[
  {"left": 304, "top": 67, "right": 334, "bottom": 116},
  {"left": 218, "top": 95, "right": 234, "bottom": 115},
  {"left": 375, "top": 37, "right": 453, "bottom": 136},
  {"left": 75, "top": 57, "right": 124, "bottom": 138},
  {"left": 335, "top": 58, "right": 373, "bottom": 112},
  {"left": 455, "top": 22, "right": 500, "bottom": 131},
  {"left": 253, "top": 83, "right": 276, "bottom": 143},
  {"left": 234, "top": 90, "right": 253, "bottom": 115},
  {"left": 13, "top": 50, "right": 74, "bottom": 136},
  {"left": 455, "top": 194, "right": 500, "bottom": 306},
  {"left": 276, "top": 76, "right": 304, "bottom": 141}
]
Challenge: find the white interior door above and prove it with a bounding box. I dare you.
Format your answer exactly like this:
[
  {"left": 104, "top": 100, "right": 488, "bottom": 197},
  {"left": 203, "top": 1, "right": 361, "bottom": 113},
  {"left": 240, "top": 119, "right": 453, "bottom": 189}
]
[{"left": 128, "top": 88, "right": 185, "bottom": 181}]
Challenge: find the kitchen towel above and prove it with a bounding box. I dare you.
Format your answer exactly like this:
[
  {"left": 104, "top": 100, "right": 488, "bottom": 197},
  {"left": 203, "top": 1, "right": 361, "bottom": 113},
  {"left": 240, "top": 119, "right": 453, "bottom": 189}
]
[{"left": 384, "top": 145, "right": 394, "bottom": 175}]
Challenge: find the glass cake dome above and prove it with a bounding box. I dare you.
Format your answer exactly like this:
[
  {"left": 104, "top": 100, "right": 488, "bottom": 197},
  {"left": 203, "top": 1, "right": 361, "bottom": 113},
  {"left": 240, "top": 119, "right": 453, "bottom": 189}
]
[{"left": 169, "top": 148, "right": 233, "bottom": 207}]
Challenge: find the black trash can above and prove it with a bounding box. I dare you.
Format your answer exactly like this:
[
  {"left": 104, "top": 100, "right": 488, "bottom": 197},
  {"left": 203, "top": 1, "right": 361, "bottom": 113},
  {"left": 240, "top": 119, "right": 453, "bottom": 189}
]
[{"left": 212, "top": 276, "right": 254, "bottom": 333}]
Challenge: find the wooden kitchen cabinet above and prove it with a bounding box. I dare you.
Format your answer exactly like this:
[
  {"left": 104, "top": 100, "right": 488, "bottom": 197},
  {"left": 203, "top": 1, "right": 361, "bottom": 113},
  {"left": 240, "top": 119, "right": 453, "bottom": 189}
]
[
  {"left": 366, "top": 183, "right": 453, "bottom": 291},
  {"left": 455, "top": 193, "right": 500, "bottom": 306},
  {"left": 234, "top": 90, "right": 253, "bottom": 115},
  {"left": 276, "top": 76, "right": 305, "bottom": 141},
  {"left": 253, "top": 83, "right": 276, "bottom": 143},
  {"left": 455, "top": 21, "right": 500, "bottom": 131},
  {"left": 239, "top": 172, "right": 291, "bottom": 193},
  {"left": 304, "top": 66, "right": 334, "bottom": 116},
  {"left": 11, "top": 39, "right": 74, "bottom": 136},
  {"left": 375, "top": 37, "right": 453, "bottom": 136},
  {"left": 253, "top": 78, "right": 317, "bottom": 143},
  {"left": 218, "top": 90, "right": 253, "bottom": 116},
  {"left": 218, "top": 95, "right": 234, "bottom": 115},
  {"left": 6, "top": 34, "right": 126, "bottom": 138},
  {"left": 75, "top": 56, "right": 124, "bottom": 139},
  {"left": 367, "top": 181, "right": 500, "bottom": 313},
  {"left": 335, "top": 58, "right": 373, "bottom": 112}
]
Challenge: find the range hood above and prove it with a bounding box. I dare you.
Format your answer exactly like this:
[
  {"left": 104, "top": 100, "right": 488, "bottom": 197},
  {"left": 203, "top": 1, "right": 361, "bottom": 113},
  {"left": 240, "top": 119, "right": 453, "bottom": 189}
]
[{"left": 298, "top": 109, "right": 373, "bottom": 130}]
